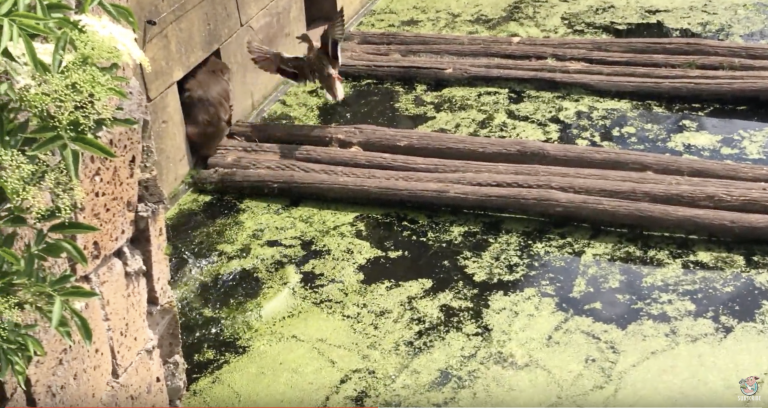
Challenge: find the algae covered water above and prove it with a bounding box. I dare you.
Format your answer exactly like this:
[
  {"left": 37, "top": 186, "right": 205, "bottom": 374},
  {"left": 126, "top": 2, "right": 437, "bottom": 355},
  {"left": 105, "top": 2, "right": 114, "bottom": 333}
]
[{"left": 168, "top": 0, "right": 768, "bottom": 405}]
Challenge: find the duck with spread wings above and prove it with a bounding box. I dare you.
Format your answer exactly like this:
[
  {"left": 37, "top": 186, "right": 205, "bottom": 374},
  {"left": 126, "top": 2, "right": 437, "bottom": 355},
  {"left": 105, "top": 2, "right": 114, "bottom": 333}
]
[{"left": 246, "top": 7, "right": 346, "bottom": 101}]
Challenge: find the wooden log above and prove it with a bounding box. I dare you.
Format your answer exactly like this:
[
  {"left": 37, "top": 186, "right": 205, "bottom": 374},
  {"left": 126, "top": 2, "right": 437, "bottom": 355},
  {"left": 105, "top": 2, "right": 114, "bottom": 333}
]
[
  {"left": 345, "top": 53, "right": 768, "bottom": 80},
  {"left": 193, "top": 168, "right": 768, "bottom": 242},
  {"left": 347, "top": 31, "right": 768, "bottom": 61},
  {"left": 344, "top": 43, "right": 768, "bottom": 71},
  {"left": 227, "top": 123, "right": 768, "bottom": 183},
  {"left": 214, "top": 142, "right": 768, "bottom": 192},
  {"left": 340, "top": 57, "right": 768, "bottom": 100},
  {"left": 206, "top": 157, "right": 768, "bottom": 215}
]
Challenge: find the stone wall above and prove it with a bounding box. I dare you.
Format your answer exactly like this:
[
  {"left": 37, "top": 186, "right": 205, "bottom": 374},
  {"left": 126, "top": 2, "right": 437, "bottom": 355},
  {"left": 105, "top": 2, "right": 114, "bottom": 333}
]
[{"left": 1, "top": 76, "right": 185, "bottom": 407}]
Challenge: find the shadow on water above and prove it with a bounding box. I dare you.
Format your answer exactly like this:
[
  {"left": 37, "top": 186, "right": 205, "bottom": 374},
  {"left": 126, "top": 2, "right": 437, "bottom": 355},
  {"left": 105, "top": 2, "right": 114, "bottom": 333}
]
[
  {"left": 167, "top": 194, "right": 244, "bottom": 281},
  {"left": 354, "top": 212, "right": 768, "bottom": 336},
  {"left": 317, "top": 80, "right": 433, "bottom": 128},
  {"left": 518, "top": 256, "right": 768, "bottom": 332}
]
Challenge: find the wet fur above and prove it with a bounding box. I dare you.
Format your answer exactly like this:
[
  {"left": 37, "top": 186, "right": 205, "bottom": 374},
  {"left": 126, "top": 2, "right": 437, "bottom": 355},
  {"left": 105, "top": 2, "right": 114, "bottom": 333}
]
[{"left": 179, "top": 55, "right": 233, "bottom": 167}]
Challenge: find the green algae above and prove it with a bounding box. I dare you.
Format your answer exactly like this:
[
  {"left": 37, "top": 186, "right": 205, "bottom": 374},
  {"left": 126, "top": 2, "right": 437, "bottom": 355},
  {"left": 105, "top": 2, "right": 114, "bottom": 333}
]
[
  {"left": 171, "top": 196, "right": 768, "bottom": 406},
  {"left": 175, "top": 0, "right": 768, "bottom": 403},
  {"left": 357, "top": 0, "right": 768, "bottom": 41}
]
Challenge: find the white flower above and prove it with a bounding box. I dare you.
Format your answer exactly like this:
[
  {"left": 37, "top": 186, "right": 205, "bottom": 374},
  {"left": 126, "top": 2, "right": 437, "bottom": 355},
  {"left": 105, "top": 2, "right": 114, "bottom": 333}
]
[
  {"left": 2, "top": 41, "right": 67, "bottom": 87},
  {"left": 73, "top": 13, "right": 151, "bottom": 71}
]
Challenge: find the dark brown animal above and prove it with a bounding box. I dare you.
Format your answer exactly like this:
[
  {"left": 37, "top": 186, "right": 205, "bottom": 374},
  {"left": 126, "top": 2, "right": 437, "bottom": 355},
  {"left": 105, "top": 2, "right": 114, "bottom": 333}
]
[{"left": 180, "top": 55, "right": 233, "bottom": 167}]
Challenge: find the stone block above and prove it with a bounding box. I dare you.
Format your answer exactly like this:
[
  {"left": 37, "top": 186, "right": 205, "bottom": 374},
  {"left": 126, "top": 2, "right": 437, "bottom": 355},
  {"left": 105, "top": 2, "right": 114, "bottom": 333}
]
[
  {"left": 25, "top": 297, "right": 113, "bottom": 407},
  {"left": 101, "top": 348, "right": 169, "bottom": 407},
  {"left": 237, "top": 0, "right": 274, "bottom": 25},
  {"left": 220, "top": 0, "right": 305, "bottom": 121},
  {"left": 3, "top": 374, "right": 27, "bottom": 407},
  {"left": 142, "top": 0, "right": 240, "bottom": 100},
  {"left": 130, "top": 0, "right": 205, "bottom": 45},
  {"left": 133, "top": 204, "right": 175, "bottom": 306},
  {"left": 95, "top": 257, "right": 152, "bottom": 375},
  {"left": 147, "top": 305, "right": 182, "bottom": 362},
  {"left": 145, "top": 85, "right": 192, "bottom": 200},
  {"left": 73, "top": 87, "right": 143, "bottom": 275}
]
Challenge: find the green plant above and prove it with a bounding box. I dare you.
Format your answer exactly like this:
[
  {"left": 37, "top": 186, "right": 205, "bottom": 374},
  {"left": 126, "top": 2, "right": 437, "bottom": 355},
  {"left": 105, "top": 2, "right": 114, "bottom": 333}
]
[{"left": 0, "top": 0, "right": 147, "bottom": 389}]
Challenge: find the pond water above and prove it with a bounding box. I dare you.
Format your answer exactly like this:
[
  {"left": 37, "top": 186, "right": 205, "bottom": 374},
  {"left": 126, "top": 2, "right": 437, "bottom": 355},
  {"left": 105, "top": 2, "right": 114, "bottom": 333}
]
[{"left": 168, "top": 0, "right": 768, "bottom": 406}]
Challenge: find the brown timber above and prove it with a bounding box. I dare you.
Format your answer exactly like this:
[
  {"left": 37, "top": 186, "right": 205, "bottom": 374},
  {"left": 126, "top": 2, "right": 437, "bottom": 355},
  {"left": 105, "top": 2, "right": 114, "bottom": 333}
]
[
  {"left": 347, "top": 31, "right": 768, "bottom": 61},
  {"left": 344, "top": 53, "right": 768, "bottom": 80},
  {"left": 205, "top": 156, "right": 768, "bottom": 215},
  {"left": 193, "top": 168, "right": 768, "bottom": 242},
  {"left": 339, "top": 56, "right": 768, "bottom": 100},
  {"left": 214, "top": 142, "right": 768, "bottom": 192},
  {"left": 343, "top": 43, "right": 768, "bottom": 71},
  {"left": 227, "top": 123, "right": 768, "bottom": 183}
]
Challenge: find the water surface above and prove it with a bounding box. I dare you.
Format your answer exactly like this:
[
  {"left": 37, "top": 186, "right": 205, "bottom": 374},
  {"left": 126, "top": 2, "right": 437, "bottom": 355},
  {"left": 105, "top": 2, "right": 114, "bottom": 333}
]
[{"left": 169, "top": 0, "right": 768, "bottom": 405}]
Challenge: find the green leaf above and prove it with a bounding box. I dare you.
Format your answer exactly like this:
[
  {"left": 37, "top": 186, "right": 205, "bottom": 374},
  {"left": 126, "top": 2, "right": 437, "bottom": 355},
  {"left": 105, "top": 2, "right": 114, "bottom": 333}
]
[
  {"left": 18, "top": 30, "right": 41, "bottom": 73},
  {"left": 70, "top": 136, "right": 117, "bottom": 158},
  {"left": 23, "top": 335, "right": 45, "bottom": 356},
  {"left": 0, "top": 214, "right": 27, "bottom": 227},
  {"left": 55, "top": 322, "right": 73, "bottom": 345},
  {"left": 58, "top": 287, "right": 99, "bottom": 299},
  {"left": 15, "top": 0, "right": 24, "bottom": 13},
  {"left": 79, "top": 0, "right": 93, "bottom": 13},
  {"left": 49, "top": 272, "right": 75, "bottom": 288},
  {"left": 37, "top": 241, "right": 66, "bottom": 258},
  {"left": 0, "top": 248, "right": 21, "bottom": 266},
  {"left": 16, "top": 19, "right": 55, "bottom": 36},
  {"left": 51, "top": 296, "right": 63, "bottom": 329},
  {"left": 53, "top": 16, "right": 80, "bottom": 32},
  {"left": 51, "top": 30, "right": 68, "bottom": 73},
  {"left": 49, "top": 273, "right": 75, "bottom": 288},
  {"left": 45, "top": 2, "right": 74, "bottom": 14},
  {"left": 108, "top": 3, "right": 138, "bottom": 32},
  {"left": 0, "top": 19, "right": 12, "bottom": 54},
  {"left": 61, "top": 144, "right": 80, "bottom": 179},
  {"left": 48, "top": 221, "right": 100, "bottom": 235},
  {"left": 8, "top": 11, "right": 50, "bottom": 22},
  {"left": 28, "top": 133, "right": 65, "bottom": 154},
  {"left": 0, "top": 0, "right": 14, "bottom": 15},
  {"left": 26, "top": 123, "right": 58, "bottom": 137},
  {"left": 53, "top": 238, "right": 88, "bottom": 266},
  {"left": 110, "top": 117, "right": 138, "bottom": 127},
  {"left": 107, "top": 86, "right": 128, "bottom": 99},
  {"left": 96, "top": 1, "right": 119, "bottom": 24},
  {"left": 68, "top": 306, "right": 93, "bottom": 347},
  {"left": 37, "top": 0, "right": 49, "bottom": 18}
]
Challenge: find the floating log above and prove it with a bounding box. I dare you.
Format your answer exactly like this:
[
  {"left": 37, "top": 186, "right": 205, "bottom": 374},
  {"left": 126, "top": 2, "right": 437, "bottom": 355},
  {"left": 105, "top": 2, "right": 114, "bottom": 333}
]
[
  {"left": 193, "top": 168, "right": 768, "bottom": 242},
  {"left": 345, "top": 53, "right": 768, "bottom": 81},
  {"left": 344, "top": 43, "right": 768, "bottom": 71},
  {"left": 347, "top": 31, "right": 768, "bottom": 61},
  {"left": 214, "top": 141, "right": 768, "bottom": 192},
  {"left": 340, "top": 56, "right": 768, "bottom": 99},
  {"left": 206, "top": 156, "right": 768, "bottom": 215},
  {"left": 227, "top": 123, "right": 768, "bottom": 183}
]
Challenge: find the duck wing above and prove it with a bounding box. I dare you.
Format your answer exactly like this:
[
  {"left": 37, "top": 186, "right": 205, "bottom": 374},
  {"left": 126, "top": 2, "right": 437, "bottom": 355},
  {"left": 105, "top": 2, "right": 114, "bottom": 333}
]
[
  {"left": 319, "top": 7, "right": 346, "bottom": 70},
  {"left": 247, "top": 41, "right": 312, "bottom": 83}
]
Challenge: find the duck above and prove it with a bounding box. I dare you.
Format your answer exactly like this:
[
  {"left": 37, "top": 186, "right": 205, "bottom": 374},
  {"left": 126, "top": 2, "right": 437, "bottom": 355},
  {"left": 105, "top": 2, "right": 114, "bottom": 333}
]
[
  {"left": 179, "top": 55, "right": 235, "bottom": 167},
  {"left": 246, "top": 7, "right": 346, "bottom": 101}
]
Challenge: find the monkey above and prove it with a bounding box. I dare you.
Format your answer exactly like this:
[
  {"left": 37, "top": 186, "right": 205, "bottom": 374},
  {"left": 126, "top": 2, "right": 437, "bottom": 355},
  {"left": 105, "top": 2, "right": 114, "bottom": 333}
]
[{"left": 179, "top": 55, "right": 233, "bottom": 168}]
